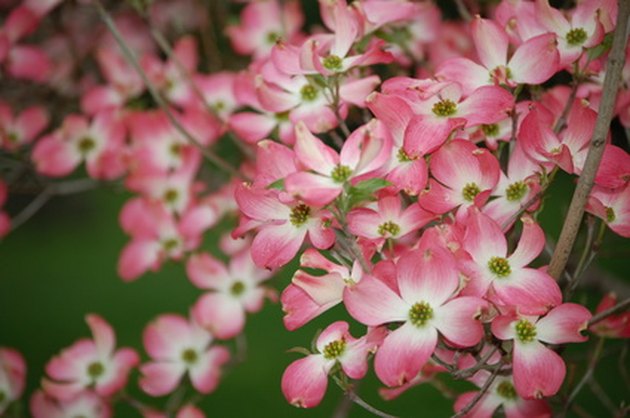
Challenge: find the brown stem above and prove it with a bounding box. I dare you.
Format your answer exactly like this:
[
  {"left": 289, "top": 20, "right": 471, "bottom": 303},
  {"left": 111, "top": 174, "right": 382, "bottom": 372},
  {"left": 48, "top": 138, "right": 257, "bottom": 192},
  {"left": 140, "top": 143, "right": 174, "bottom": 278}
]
[
  {"left": 454, "top": 0, "right": 472, "bottom": 22},
  {"left": 588, "top": 297, "right": 630, "bottom": 327},
  {"left": 547, "top": 0, "right": 630, "bottom": 280},
  {"left": 451, "top": 362, "right": 503, "bottom": 418},
  {"left": 10, "top": 179, "right": 99, "bottom": 232}
]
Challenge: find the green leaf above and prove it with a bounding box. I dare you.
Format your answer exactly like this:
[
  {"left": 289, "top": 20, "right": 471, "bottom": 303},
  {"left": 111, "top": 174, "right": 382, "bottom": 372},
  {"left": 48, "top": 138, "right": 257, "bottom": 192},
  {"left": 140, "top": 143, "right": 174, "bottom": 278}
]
[
  {"left": 345, "top": 179, "right": 391, "bottom": 209},
  {"left": 587, "top": 32, "right": 613, "bottom": 61},
  {"left": 267, "top": 178, "right": 285, "bottom": 190}
]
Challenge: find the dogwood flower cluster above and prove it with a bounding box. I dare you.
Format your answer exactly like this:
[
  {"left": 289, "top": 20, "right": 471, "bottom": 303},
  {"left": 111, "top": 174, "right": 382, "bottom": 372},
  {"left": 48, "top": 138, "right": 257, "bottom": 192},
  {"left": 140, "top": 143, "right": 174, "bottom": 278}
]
[{"left": 1, "top": 0, "right": 629, "bottom": 416}]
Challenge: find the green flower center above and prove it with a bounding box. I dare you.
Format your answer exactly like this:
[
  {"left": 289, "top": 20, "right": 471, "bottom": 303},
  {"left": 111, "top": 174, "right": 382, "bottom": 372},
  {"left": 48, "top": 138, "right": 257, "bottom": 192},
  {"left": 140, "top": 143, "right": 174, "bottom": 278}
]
[
  {"left": 181, "top": 348, "right": 198, "bottom": 364},
  {"left": 409, "top": 301, "right": 434, "bottom": 327},
  {"left": 163, "top": 188, "right": 179, "bottom": 203},
  {"left": 300, "top": 84, "right": 319, "bottom": 102},
  {"left": 515, "top": 319, "right": 537, "bottom": 343},
  {"left": 275, "top": 111, "right": 290, "bottom": 122},
  {"left": 162, "top": 238, "right": 179, "bottom": 251},
  {"left": 266, "top": 31, "right": 280, "bottom": 44},
  {"left": 378, "top": 221, "right": 401, "bottom": 237},
  {"left": 331, "top": 164, "right": 352, "bottom": 183},
  {"left": 605, "top": 207, "right": 616, "bottom": 223},
  {"left": 496, "top": 381, "right": 518, "bottom": 400},
  {"left": 6, "top": 132, "right": 18, "bottom": 143},
  {"left": 323, "top": 339, "right": 346, "bottom": 360},
  {"left": 170, "top": 142, "right": 182, "bottom": 157},
  {"left": 397, "top": 148, "right": 417, "bottom": 162},
  {"left": 78, "top": 136, "right": 96, "bottom": 154},
  {"left": 566, "top": 27, "right": 587, "bottom": 46},
  {"left": 211, "top": 100, "right": 226, "bottom": 113},
  {"left": 323, "top": 54, "right": 343, "bottom": 71},
  {"left": 488, "top": 256, "right": 511, "bottom": 277},
  {"left": 432, "top": 99, "right": 457, "bottom": 117},
  {"left": 481, "top": 124, "right": 499, "bottom": 137},
  {"left": 231, "top": 280, "right": 245, "bottom": 296},
  {"left": 462, "top": 182, "right": 481, "bottom": 202},
  {"left": 87, "top": 361, "right": 104, "bottom": 379},
  {"left": 505, "top": 181, "right": 528, "bottom": 202},
  {"left": 290, "top": 204, "right": 311, "bottom": 227}
]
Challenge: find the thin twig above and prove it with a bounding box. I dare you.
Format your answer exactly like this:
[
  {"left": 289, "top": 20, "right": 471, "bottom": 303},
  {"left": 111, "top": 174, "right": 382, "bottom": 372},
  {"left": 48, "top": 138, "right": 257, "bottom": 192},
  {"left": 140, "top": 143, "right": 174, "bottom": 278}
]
[
  {"left": 451, "top": 362, "right": 502, "bottom": 418},
  {"left": 562, "top": 337, "right": 605, "bottom": 417},
  {"left": 10, "top": 179, "right": 99, "bottom": 232},
  {"left": 452, "top": 345, "right": 499, "bottom": 380},
  {"left": 94, "top": 0, "right": 243, "bottom": 179},
  {"left": 454, "top": 0, "right": 472, "bottom": 22},
  {"left": 588, "top": 297, "right": 630, "bottom": 327},
  {"left": 587, "top": 378, "right": 618, "bottom": 415},
  {"left": 548, "top": 0, "right": 630, "bottom": 280},
  {"left": 553, "top": 62, "right": 581, "bottom": 133}
]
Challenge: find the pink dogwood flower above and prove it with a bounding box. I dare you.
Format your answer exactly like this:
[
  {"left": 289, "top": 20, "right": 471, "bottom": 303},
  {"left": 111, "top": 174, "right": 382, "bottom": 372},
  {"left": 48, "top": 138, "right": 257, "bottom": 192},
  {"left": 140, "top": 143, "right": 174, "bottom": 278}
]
[
  {"left": 187, "top": 251, "right": 273, "bottom": 339},
  {"left": 586, "top": 183, "right": 630, "bottom": 238},
  {"left": 589, "top": 293, "right": 630, "bottom": 339},
  {"left": 233, "top": 183, "right": 335, "bottom": 269},
  {"left": 492, "top": 303, "right": 592, "bottom": 399},
  {"left": 420, "top": 139, "right": 500, "bottom": 219},
  {"left": 140, "top": 314, "right": 230, "bottom": 396},
  {"left": 285, "top": 121, "right": 391, "bottom": 206},
  {"left": 32, "top": 111, "right": 126, "bottom": 179},
  {"left": 281, "top": 321, "right": 386, "bottom": 408},
  {"left": 226, "top": 0, "right": 304, "bottom": 60},
  {"left": 460, "top": 209, "right": 562, "bottom": 315},
  {"left": 348, "top": 194, "right": 434, "bottom": 250},
  {"left": 437, "top": 17, "right": 559, "bottom": 95},
  {"left": 42, "top": 314, "right": 139, "bottom": 401},
  {"left": 345, "top": 247, "right": 487, "bottom": 386},
  {"left": 0, "top": 101, "right": 49, "bottom": 150}
]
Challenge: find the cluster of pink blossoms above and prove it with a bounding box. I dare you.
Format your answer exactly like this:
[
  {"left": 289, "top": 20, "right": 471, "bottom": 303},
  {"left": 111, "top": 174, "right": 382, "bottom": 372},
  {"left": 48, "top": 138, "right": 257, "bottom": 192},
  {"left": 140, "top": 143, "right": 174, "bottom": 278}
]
[{"left": 1, "top": 0, "right": 630, "bottom": 416}]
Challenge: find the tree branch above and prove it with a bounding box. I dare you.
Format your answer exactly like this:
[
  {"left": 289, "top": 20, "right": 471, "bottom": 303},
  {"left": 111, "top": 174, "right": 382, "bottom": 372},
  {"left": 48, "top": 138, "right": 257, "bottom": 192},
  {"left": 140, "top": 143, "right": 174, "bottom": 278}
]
[{"left": 548, "top": 0, "right": 630, "bottom": 280}]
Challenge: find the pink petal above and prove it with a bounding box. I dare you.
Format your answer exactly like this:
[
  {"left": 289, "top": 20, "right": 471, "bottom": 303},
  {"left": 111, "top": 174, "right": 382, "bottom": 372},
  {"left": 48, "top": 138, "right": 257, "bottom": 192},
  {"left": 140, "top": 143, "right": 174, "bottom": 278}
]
[
  {"left": 436, "top": 58, "right": 490, "bottom": 95},
  {"left": 117, "top": 239, "right": 161, "bottom": 282},
  {"left": 31, "top": 134, "right": 80, "bottom": 177},
  {"left": 281, "top": 284, "right": 334, "bottom": 331},
  {"left": 513, "top": 341, "right": 565, "bottom": 399},
  {"left": 374, "top": 322, "right": 438, "bottom": 387},
  {"left": 192, "top": 293, "right": 245, "bottom": 340},
  {"left": 186, "top": 253, "right": 230, "bottom": 290},
  {"left": 85, "top": 314, "right": 115, "bottom": 357},
  {"left": 509, "top": 216, "right": 545, "bottom": 269},
  {"left": 492, "top": 268, "right": 562, "bottom": 315},
  {"left": 143, "top": 314, "right": 192, "bottom": 360},
  {"left": 139, "top": 362, "right": 185, "bottom": 396},
  {"left": 397, "top": 247, "right": 459, "bottom": 306},
  {"left": 285, "top": 172, "right": 341, "bottom": 207},
  {"left": 433, "top": 296, "right": 486, "bottom": 347},
  {"left": 458, "top": 86, "right": 514, "bottom": 126},
  {"left": 535, "top": 303, "right": 591, "bottom": 344},
  {"left": 471, "top": 17, "right": 508, "bottom": 70},
  {"left": 293, "top": 122, "right": 339, "bottom": 174},
  {"left": 509, "top": 33, "right": 559, "bottom": 85},
  {"left": 251, "top": 223, "right": 305, "bottom": 269},
  {"left": 292, "top": 270, "right": 345, "bottom": 306},
  {"left": 189, "top": 346, "right": 230, "bottom": 394},
  {"left": 344, "top": 275, "right": 407, "bottom": 326},
  {"left": 281, "top": 355, "right": 330, "bottom": 408}
]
